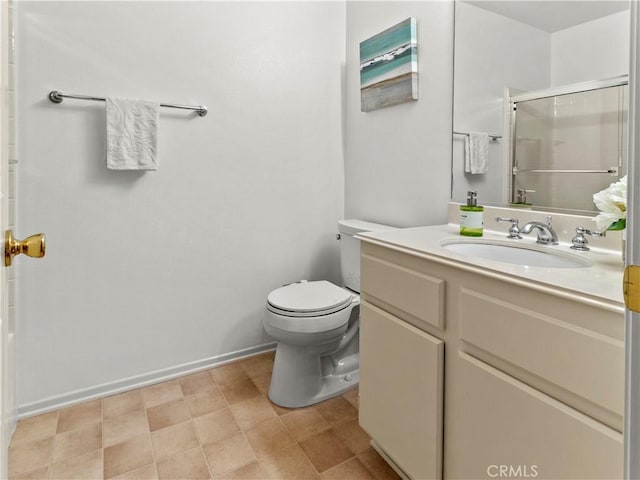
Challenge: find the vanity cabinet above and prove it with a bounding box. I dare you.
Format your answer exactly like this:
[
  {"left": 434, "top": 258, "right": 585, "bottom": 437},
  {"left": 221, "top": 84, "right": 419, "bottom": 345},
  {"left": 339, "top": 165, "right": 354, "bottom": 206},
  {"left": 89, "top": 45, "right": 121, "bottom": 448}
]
[
  {"left": 359, "top": 246, "right": 447, "bottom": 479},
  {"left": 454, "top": 281, "right": 624, "bottom": 479},
  {"left": 359, "top": 302, "right": 444, "bottom": 480},
  {"left": 358, "top": 240, "right": 624, "bottom": 480}
]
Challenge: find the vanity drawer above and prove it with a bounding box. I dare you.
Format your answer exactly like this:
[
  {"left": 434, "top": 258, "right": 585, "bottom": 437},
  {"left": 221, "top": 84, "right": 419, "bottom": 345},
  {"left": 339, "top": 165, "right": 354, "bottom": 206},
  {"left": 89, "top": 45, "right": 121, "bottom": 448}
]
[
  {"left": 459, "top": 287, "right": 624, "bottom": 421},
  {"left": 361, "top": 253, "right": 445, "bottom": 330}
]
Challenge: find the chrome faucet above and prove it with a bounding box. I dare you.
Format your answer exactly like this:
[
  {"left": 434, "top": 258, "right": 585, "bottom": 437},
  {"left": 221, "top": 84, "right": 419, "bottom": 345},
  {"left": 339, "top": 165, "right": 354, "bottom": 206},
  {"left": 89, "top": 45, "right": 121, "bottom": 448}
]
[
  {"left": 495, "top": 217, "right": 522, "bottom": 239},
  {"left": 520, "top": 216, "right": 559, "bottom": 245},
  {"left": 570, "top": 226, "right": 605, "bottom": 251}
]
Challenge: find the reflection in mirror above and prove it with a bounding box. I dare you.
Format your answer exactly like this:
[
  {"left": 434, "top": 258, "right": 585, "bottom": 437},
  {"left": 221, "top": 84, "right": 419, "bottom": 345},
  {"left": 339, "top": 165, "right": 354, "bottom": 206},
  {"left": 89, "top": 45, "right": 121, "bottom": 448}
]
[
  {"left": 511, "top": 77, "right": 627, "bottom": 213},
  {"left": 452, "top": 0, "right": 630, "bottom": 214}
]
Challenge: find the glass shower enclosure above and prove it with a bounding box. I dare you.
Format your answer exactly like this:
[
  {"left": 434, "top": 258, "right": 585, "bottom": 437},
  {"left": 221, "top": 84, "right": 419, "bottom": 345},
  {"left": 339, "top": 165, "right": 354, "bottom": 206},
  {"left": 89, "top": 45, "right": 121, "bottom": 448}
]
[{"left": 510, "top": 76, "right": 628, "bottom": 213}]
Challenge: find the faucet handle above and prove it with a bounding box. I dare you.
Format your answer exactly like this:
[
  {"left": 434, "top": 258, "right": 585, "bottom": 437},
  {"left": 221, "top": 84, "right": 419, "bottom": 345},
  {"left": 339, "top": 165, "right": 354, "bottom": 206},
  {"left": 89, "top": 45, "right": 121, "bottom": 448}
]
[
  {"left": 570, "top": 226, "right": 605, "bottom": 251},
  {"left": 496, "top": 217, "right": 522, "bottom": 239}
]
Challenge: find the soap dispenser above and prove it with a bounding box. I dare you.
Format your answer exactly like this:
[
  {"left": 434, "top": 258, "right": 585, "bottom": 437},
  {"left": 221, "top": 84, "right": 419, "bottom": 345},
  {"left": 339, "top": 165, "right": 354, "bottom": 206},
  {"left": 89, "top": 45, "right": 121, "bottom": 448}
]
[
  {"left": 460, "top": 191, "right": 484, "bottom": 237},
  {"left": 511, "top": 188, "right": 535, "bottom": 207}
]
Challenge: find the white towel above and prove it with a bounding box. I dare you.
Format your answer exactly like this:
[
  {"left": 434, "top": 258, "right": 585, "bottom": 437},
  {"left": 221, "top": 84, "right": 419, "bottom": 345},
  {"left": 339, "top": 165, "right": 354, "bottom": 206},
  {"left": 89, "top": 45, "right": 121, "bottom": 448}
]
[
  {"left": 464, "top": 131, "right": 489, "bottom": 174},
  {"left": 106, "top": 97, "right": 160, "bottom": 170}
]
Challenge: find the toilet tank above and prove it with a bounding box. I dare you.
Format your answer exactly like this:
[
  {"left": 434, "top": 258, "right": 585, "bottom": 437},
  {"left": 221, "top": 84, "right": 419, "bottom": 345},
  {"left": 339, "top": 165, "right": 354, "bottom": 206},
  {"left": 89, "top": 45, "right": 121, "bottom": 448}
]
[{"left": 338, "top": 219, "right": 396, "bottom": 293}]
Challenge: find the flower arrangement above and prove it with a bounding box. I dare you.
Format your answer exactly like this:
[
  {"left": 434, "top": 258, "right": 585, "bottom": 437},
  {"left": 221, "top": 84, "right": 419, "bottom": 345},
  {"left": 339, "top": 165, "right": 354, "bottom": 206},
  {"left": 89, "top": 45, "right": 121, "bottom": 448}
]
[{"left": 593, "top": 175, "right": 627, "bottom": 231}]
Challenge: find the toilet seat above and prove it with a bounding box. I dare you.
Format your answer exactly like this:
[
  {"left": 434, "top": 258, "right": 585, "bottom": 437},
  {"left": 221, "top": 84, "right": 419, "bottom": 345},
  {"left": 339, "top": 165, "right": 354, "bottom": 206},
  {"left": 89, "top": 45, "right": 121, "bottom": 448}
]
[
  {"left": 267, "top": 281, "right": 353, "bottom": 316},
  {"left": 265, "top": 281, "right": 355, "bottom": 334}
]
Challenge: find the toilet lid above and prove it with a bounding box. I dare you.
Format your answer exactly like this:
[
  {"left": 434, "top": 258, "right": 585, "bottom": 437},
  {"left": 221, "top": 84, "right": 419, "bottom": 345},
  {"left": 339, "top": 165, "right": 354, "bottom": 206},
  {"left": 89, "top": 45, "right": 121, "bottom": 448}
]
[{"left": 267, "top": 280, "right": 353, "bottom": 315}]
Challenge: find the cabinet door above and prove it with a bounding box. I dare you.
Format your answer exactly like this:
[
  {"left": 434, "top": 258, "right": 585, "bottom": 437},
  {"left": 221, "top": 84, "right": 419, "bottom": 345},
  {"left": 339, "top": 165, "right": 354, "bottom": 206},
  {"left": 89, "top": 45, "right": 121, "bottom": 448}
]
[
  {"left": 456, "top": 354, "right": 623, "bottom": 479},
  {"left": 360, "top": 302, "right": 444, "bottom": 480}
]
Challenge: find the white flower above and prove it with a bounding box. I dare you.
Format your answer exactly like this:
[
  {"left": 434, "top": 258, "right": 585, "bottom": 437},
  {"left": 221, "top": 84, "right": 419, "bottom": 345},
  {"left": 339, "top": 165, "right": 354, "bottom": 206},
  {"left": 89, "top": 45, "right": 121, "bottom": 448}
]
[{"left": 593, "top": 175, "right": 627, "bottom": 231}]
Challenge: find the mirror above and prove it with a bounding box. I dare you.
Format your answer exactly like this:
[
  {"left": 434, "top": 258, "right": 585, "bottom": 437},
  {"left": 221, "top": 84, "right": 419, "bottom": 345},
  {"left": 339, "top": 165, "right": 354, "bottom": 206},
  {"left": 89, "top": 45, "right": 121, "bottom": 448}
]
[{"left": 452, "top": 0, "right": 630, "bottom": 214}]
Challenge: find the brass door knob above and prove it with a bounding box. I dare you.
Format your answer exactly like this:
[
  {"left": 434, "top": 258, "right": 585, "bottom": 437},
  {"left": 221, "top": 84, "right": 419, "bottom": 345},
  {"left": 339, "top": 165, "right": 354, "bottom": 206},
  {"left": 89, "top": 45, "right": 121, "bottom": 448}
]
[{"left": 4, "top": 230, "right": 46, "bottom": 266}]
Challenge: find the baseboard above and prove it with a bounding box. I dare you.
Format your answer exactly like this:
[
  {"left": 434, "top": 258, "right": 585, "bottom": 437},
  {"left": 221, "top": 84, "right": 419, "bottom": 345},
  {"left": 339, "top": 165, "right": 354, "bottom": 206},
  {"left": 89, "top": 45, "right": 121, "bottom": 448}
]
[{"left": 17, "top": 342, "right": 277, "bottom": 419}]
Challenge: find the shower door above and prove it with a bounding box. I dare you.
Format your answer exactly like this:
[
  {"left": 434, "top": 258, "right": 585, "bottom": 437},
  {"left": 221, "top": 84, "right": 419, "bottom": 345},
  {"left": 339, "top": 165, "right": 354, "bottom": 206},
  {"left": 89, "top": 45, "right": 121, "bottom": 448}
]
[{"left": 511, "top": 77, "right": 627, "bottom": 213}]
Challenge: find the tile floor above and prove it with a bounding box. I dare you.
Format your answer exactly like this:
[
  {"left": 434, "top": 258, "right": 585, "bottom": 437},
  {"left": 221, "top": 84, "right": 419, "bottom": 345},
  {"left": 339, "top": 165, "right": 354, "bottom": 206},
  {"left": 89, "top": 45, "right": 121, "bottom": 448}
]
[{"left": 8, "top": 352, "right": 401, "bottom": 479}]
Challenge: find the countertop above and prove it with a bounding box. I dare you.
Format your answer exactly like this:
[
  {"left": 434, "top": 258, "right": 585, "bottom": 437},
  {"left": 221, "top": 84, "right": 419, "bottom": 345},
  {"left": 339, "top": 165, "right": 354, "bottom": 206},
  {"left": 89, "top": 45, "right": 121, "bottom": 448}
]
[{"left": 358, "top": 223, "right": 625, "bottom": 310}]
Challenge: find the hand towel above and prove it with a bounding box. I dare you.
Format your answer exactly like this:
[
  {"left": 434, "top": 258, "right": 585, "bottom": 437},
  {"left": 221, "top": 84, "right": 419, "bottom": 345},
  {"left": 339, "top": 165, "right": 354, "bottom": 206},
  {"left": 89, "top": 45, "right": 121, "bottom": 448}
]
[
  {"left": 464, "top": 131, "right": 489, "bottom": 174},
  {"left": 106, "top": 97, "right": 160, "bottom": 170}
]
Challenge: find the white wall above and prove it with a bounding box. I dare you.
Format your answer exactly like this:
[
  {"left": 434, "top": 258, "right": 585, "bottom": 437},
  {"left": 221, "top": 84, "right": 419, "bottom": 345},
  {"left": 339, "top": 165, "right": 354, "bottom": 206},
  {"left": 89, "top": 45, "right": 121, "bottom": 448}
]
[
  {"left": 452, "top": 2, "right": 550, "bottom": 205},
  {"left": 345, "top": 1, "right": 454, "bottom": 227},
  {"left": 15, "top": 1, "right": 346, "bottom": 414},
  {"left": 551, "top": 10, "right": 630, "bottom": 86}
]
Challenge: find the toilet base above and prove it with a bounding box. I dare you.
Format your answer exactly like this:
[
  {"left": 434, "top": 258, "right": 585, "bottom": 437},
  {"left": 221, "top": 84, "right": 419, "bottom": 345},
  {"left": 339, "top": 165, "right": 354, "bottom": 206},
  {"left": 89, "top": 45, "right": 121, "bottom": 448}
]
[{"left": 268, "top": 345, "right": 359, "bottom": 408}]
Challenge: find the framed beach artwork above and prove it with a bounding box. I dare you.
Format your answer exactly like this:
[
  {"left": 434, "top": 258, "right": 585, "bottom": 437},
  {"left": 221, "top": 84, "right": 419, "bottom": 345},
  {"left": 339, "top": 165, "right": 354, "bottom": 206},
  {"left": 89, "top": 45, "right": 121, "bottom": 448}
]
[{"left": 360, "top": 17, "right": 418, "bottom": 112}]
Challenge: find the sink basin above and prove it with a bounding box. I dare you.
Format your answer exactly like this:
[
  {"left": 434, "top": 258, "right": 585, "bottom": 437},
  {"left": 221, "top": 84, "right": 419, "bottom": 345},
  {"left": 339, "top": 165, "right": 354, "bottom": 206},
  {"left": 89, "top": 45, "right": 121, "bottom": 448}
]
[{"left": 441, "top": 240, "right": 592, "bottom": 269}]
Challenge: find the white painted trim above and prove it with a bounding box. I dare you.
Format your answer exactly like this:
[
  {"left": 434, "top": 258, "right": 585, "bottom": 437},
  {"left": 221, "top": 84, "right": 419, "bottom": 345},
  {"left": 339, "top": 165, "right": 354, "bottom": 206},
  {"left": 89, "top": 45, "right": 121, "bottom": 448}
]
[
  {"left": 625, "top": 3, "right": 640, "bottom": 478},
  {"left": 17, "top": 342, "right": 277, "bottom": 419},
  {"left": 0, "top": 1, "right": 13, "bottom": 477}
]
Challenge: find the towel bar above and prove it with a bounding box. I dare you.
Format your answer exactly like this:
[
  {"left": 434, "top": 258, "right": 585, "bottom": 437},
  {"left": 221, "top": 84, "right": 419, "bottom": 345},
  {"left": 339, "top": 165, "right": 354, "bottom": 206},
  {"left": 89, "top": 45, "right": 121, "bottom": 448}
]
[
  {"left": 453, "top": 131, "right": 502, "bottom": 141},
  {"left": 513, "top": 167, "right": 618, "bottom": 175},
  {"left": 48, "top": 90, "right": 208, "bottom": 117}
]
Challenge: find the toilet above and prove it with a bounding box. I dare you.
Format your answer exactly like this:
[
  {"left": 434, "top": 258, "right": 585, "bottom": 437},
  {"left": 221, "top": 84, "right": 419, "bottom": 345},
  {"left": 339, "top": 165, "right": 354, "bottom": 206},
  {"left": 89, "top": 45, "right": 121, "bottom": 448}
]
[{"left": 263, "top": 219, "right": 395, "bottom": 408}]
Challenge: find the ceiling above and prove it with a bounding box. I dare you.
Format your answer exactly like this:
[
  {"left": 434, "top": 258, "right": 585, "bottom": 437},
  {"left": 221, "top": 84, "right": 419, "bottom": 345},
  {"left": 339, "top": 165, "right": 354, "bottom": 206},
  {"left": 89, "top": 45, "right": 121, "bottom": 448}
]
[{"left": 464, "top": 0, "right": 630, "bottom": 33}]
